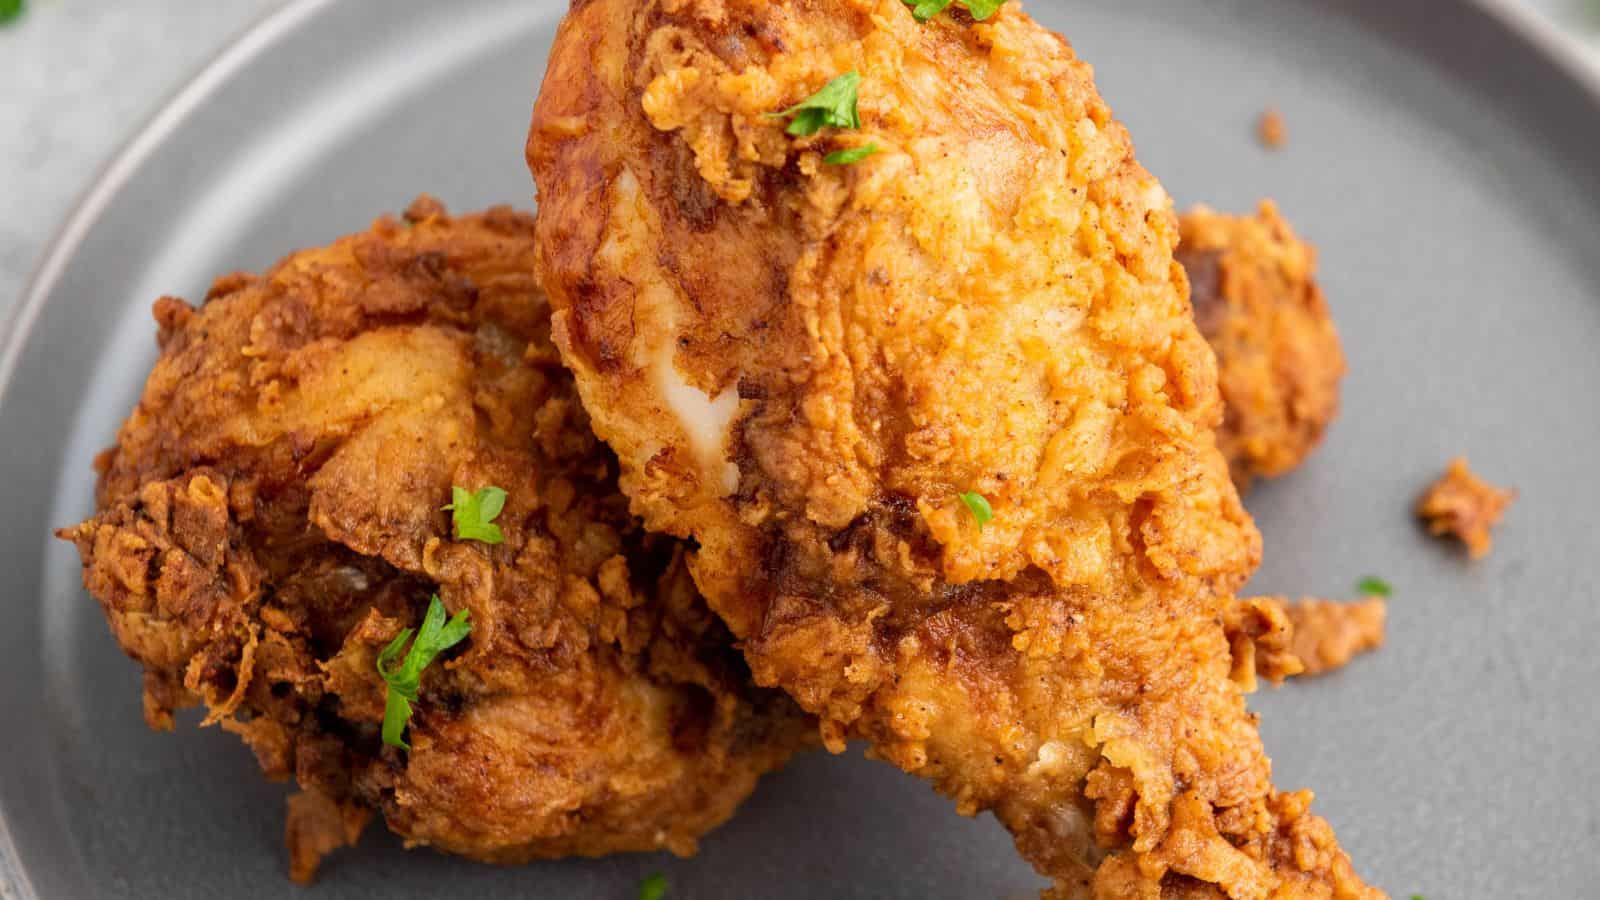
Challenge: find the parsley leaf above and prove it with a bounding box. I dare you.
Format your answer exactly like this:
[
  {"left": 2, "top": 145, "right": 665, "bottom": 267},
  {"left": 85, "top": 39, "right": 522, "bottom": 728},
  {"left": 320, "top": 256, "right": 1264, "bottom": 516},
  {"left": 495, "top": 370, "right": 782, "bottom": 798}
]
[
  {"left": 1355, "top": 576, "right": 1392, "bottom": 599},
  {"left": 768, "top": 71, "right": 862, "bottom": 137},
  {"left": 825, "top": 143, "right": 880, "bottom": 166},
  {"left": 377, "top": 595, "right": 472, "bottom": 750},
  {"left": 964, "top": 0, "right": 1009, "bottom": 19},
  {"left": 444, "top": 485, "right": 508, "bottom": 544},
  {"left": 638, "top": 873, "right": 668, "bottom": 900},
  {"left": 903, "top": 0, "right": 1007, "bottom": 21},
  {"left": 959, "top": 492, "right": 994, "bottom": 530},
  {"left": 0, "top": 0, "right": 23, "bottom": 27},
  {"left": 903, "top": 0, "right": 954, "bottom": 21}
]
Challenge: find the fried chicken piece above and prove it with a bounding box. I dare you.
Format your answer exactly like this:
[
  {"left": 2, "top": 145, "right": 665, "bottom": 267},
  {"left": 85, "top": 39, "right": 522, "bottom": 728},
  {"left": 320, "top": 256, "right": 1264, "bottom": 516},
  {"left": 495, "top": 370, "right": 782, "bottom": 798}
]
[
  {"left": 58, "top": 199, "right": 809, "bottom": 881},
  {"left": 1178, "top": 202, "right": 1346, "bottom": 489},
  {"left": 528, "top": 2, "right": 1375, "bottom": 896},
  {"left": 1416, "top": 457, "right": 1516, "bottom": 559}
]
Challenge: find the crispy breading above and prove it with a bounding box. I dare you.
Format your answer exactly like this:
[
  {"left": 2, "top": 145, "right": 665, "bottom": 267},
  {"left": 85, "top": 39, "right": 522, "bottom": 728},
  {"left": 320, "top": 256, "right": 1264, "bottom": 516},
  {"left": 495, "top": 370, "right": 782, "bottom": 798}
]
[
  {"left": 1228, "top": 597, "right": 1387, "bottom": 689},
  {"left": 1417, "top": 457, "right": 1516, "bottom": 559},
  {"left": 1279, "top": 597, "right": 1388, "bottom": 677},
  {"left": 1179, "top": 203, "right": 1346, "bottom": 488},
  {"left": 58, "top": 199, "right": 809, "bottom": 881},
  {"left": 528, "top": 1, "right": 1376, "bottom": 896}
]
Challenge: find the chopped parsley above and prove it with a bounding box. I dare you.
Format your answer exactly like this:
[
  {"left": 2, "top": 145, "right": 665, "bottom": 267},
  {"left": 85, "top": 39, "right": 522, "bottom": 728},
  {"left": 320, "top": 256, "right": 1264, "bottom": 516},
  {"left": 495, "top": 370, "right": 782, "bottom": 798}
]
[
  {"left": 638, "top": 873, "right": 668, "bottom": 900},
  {"left": 825, "top": 143, "right": 881, "bottom": 166},
  {"left": 377, "top": 596, "right": 472, "bottom": 750},
  {"left": 959, "top": 491, "right": 994, "bottom": 530},
  {"left": 444, "top": 485, "right": 508, "bottom": 544},
  {"left": 964, "top": 0, "right": 1009, "bottom": 19},
  {"left": 1355, "top": 576, "right": 1392, "bottom": 599},
  {"left": 901, "top": 0, "right": 1008, "bottom": 21},
  {"left": 768, "top": 71, "right": 862, "bottom": 137},
  {"left": 903, "top": 0, "right": 953, "bottom": 20},
  {"left": 0, "top": 0, "right": 23, "bottom": 26}
]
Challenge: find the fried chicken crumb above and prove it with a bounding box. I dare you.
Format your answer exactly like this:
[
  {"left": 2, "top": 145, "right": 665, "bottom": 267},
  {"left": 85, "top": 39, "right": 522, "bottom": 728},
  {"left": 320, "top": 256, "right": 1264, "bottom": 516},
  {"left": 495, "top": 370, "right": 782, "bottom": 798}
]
[
  {"left": 1417, "top": 457, "right": 1516, "bottom": 559},
  {"left": 1281, "top": 597, "right": 1387, "bottom": 677},
  {"left": 286, "top": 790, "right": 372, "bottom": 884},
  {"left": 1229, "top": 596, "right": 1387, "bottom": 688},
  {"left": 1257, "top": 108, "right": 1287, "bottom": 149}
]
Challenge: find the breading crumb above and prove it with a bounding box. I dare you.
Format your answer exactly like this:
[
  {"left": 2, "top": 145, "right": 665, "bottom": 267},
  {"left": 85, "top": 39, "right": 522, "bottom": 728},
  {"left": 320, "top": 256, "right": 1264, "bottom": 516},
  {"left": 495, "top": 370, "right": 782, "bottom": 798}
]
[
  {"left": 1417, "top": 458, "right": 1516, "bottom": 559},
  {"left": 1257, "top": 107, "right": 1287, "bottom": 149},
  {"left": 1228, "top": 596, "right": 1386, "bottom": 687},
  {"left": 1283, "top": 596, "right": 1388, "bottom": 676}
]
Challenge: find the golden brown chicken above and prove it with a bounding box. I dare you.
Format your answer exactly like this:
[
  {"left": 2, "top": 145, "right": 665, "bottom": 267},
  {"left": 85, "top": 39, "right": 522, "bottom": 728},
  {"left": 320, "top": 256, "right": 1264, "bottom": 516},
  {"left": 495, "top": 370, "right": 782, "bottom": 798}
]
[
  {"left": 57, "top": 198, "right": 809, "bottom": 882},
  {"left": 1178, "top": 202, "right": 1346, "bottom": 489},
  {"left": 528, "top": 1, "right": 1376, "bottom": 896}
]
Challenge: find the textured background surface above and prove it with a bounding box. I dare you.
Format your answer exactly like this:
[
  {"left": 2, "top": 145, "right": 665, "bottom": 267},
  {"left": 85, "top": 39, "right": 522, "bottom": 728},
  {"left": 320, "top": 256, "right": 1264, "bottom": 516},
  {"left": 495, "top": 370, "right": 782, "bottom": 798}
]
[{"left": 1, "top": 0, "right": 1598, "bottom": 313}]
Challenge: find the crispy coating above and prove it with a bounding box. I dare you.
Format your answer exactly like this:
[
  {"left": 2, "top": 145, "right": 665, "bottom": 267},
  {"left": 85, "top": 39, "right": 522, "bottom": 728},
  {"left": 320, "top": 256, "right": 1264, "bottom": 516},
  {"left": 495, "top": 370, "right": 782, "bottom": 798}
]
[
  {"left": 58, "top": 199, "right": 808, "bottom": 881},
  {"left": 1277, "top": 598, "right": 1387, "bottom": 678},
  {"left": 1227, "top": 597, "right": 1386, "bottom": 690},
  {"left": 1178, "top": 203, "right": 1346, "bottom": 489},
  {"left": 528, "top": 2, "right": 1374, "bottom": 896},
  {"left": 1416, "top": 457, "right": 1515, "bottom": 559}
]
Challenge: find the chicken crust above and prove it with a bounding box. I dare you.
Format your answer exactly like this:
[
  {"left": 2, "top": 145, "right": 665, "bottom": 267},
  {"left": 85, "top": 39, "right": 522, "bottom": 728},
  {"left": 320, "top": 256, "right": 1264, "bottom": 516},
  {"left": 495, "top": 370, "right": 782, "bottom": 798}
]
[
  {"left": 1178, "top": 203, "right": 1346, "bottom": 488},
  {"left": 528, "top": 1, "right": 1375, "bottom": 896},
  {"left": 1227, "top": 597, "right": 1386, "bottom": 690},
  {"left": 58, "top": 199, "right": 809, "bottom": 880},
  {"left": 1416, "top": 457, "right": 1516, "bottom": 559}
]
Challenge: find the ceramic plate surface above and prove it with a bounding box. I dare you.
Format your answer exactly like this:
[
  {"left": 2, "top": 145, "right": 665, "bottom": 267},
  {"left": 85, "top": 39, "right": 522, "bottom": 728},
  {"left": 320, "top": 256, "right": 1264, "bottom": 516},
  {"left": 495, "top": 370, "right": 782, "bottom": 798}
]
[{"left": 2, "top": 1, "right": 1597, "bottom": 896}]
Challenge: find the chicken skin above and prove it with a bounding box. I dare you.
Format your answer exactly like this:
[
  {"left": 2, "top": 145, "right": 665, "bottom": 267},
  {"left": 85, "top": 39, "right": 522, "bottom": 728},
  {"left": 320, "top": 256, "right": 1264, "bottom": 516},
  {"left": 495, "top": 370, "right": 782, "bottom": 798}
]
[
  {"left": 528, "top": 1, "right": 1375, "bottom": 896},
  {"left": 1178, "top": 203, "right": 1346, "bottom": 489},
  {"left": 58, "top": 199, "right": 808, "bottom": 881}
]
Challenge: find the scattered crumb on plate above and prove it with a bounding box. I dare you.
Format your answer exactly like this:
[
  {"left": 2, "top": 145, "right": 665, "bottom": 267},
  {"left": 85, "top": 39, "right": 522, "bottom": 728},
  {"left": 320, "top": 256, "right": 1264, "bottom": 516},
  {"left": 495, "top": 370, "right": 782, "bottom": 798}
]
[
  {"left": 1257, "top": 107, "right": 1287, "bottom": 149},
  {"left": 1417, "top": 457, "right": 1516, "bottom": 559}
]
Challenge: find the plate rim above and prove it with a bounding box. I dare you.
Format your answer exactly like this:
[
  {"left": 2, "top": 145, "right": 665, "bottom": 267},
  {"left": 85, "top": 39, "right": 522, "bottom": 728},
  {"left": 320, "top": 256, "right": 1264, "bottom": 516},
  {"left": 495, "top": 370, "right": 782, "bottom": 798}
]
[{"left": 1, "top": 0, "right": 1597, "bottom": 896}]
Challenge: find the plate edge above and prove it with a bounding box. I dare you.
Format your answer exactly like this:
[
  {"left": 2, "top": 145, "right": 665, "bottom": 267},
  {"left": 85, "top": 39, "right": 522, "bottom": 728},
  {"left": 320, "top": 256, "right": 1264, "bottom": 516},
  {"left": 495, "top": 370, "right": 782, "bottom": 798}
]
[
  {"left": 0, "top": 5, "right": 339, "bottom": 897},
  {"left": 0, "top": 0, "right": 337, "bottom": 416}
]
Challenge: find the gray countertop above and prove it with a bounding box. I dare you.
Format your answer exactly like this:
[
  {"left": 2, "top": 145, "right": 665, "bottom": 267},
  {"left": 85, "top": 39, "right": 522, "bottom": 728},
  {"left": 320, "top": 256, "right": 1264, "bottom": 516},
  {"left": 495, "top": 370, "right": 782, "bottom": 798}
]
[{"left": 1, "top": 0, "right": 1598, "bottom": 316}]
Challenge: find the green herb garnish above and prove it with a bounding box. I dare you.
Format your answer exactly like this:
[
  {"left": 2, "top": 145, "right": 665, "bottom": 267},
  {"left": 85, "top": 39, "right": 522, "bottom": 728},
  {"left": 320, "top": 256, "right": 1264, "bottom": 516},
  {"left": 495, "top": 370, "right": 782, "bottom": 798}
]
[
  {"left": 903, "top": 0, "right": 953, "bottom": 20},
  {"left": 963, "top": 0, "right": 1008, "bottom": 20},
  {"left": 637, "top": 873, "right": 668, "bottom": 900},
  {"left": 0, "top": 0, "right": 24, "bottom": 27},
  {"left": 825, "top": 143, "right": 881, "bottom": 166},
  {"left": 959, "top": 492, "right": 994, "bottom": 530},
  {"left": 768, "top": 71, "right": 862, "bottom": 137},
  {"left": 1355, "top": 576, "right": 1392, "bottom": 599},
  {"left": 902, "top": 0, "right": 1008, "bottom": 21},
  {"left": 377, "top": 595, "right": 472, "bottom": 750},
  {"left": 444, "top": 485, "right": 508, "bottom": 544}
]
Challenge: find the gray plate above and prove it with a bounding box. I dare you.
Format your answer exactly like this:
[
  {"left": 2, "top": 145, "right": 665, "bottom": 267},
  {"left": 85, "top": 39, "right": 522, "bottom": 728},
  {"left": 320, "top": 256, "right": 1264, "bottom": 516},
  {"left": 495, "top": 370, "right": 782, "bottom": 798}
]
[{"left": 2, "top": 0, "right": 1597, "bottom": 897}]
